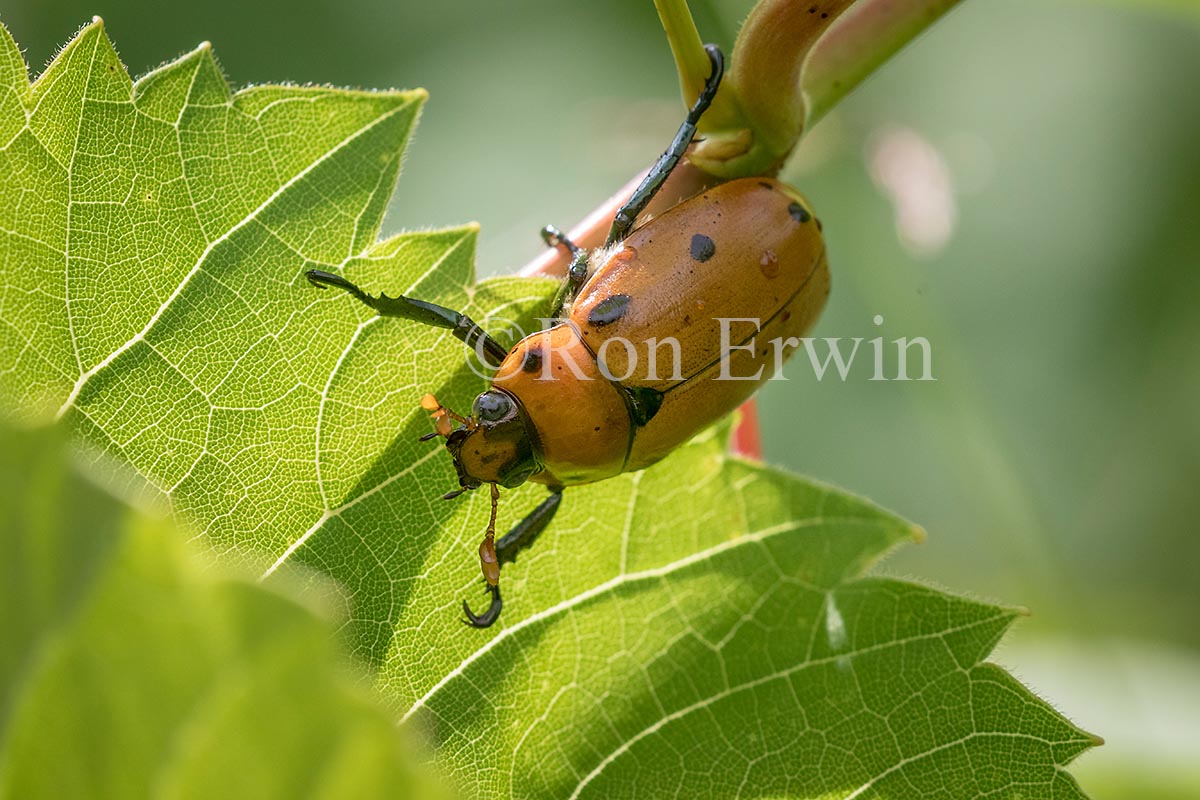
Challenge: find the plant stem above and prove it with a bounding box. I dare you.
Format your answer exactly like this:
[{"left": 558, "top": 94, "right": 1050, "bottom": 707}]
[{"left": 653, "top": 0, "right": 742, "bottom": 131}]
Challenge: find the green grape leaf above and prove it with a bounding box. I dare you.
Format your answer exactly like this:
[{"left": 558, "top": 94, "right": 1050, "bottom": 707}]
[
  {"left": 0, "top": 422, "right": 447, "bottom": 800},
  {"left": 0, "top": 20, "right": 1099, "bottom": 799},
  {"left": 397, "top": 429, "right": 1099, "bottom": 798}
]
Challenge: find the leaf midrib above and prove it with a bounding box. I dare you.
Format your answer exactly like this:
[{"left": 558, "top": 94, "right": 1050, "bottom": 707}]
[{"left": 400, "top": 514, "right": 907, "bottom": 725}]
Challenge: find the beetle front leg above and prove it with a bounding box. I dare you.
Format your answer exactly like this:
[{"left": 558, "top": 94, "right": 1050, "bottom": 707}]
[
  {"left": 306, "top": 269, "right": 510, "bottom": 368},
  {"left": 462, "top": 487, "right": 564, "bottom": 628}
]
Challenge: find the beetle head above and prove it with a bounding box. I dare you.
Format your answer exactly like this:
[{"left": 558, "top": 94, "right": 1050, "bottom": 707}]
[{"left": 422, "top": 390, "right": 539, "bottom": 493}]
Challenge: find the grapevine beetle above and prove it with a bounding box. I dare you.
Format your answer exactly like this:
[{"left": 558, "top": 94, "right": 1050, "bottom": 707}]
[{"left": 307, "top": 44, "right": 829, "bottom": 628}]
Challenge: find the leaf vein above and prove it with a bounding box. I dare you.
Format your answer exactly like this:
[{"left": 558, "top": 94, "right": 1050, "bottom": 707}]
[
  {"left": 54, "top": 97, "right": 415, "bottom": 419},
  {"left": 401, "top": 515, "right": 888, "bottom": 725},
  {"left": 567, "top": 612, "right": 1016, "bottom": 799}
]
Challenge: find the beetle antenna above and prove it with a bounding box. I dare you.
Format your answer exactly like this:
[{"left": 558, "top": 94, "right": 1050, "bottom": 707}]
[{"left": 420, "top": 393, "right": 474, "bottom": 438}]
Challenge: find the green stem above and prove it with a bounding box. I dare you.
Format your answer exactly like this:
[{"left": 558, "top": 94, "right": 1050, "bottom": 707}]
[
  {"left": 731, "top": 0, "right": 855, "bottom": 161},
  {"left": 654, "top": 0, "right": 966, "bottom": 179},
  {"left": 653, "top": 0, "right": 742, "bottom": 130}
]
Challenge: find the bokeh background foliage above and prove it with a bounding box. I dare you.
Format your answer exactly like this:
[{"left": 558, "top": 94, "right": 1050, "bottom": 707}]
[
  {"left": 1, "top": 0, "right": 1197, "bottom": 797},
  {"left": 0, "top": 423, "right": 448, "bottom": 798}
]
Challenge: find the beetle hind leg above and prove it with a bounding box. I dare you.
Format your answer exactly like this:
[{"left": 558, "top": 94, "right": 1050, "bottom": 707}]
[{"left": 605, "top": 44, "right": 725, "bottom": 247}]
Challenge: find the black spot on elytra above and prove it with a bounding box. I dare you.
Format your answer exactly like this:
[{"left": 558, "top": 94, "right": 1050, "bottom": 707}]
[
  {"left": 588, "top": 294, "right": 631, "bottom": 327},
  {"left": 788, "top": 202, "right": 811, "bottom": 224},
  {"left": 816, "top": 217, "right": 824, "bottom": 232},
  {"left": 690, "top": 233, "right": 716, "bottom": 262},
  {"left": 522, "top": 348, "right": 543, "bottom": 373}
]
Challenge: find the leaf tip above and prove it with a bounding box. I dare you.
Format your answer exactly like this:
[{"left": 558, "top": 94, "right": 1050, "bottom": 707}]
[
  {"left": 1087, "top": 732, "right": 1106, "bottom": 747},
  {"left": 1012, "top": 604, "right": 1032, "bottom": 618},
  {"left": 907, "top": 523, "right": 928, "bottom": 544},
  {"left": 91, "top": 15, "right": 104, "bottom": 27},
  {"left": 198, "top": 40, "right": 212, "bottom": 52}
]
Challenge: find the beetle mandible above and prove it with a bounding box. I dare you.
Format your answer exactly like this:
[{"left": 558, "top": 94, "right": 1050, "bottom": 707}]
[{"left": 306, "top": 45, "right": 829, "bottom": 628}]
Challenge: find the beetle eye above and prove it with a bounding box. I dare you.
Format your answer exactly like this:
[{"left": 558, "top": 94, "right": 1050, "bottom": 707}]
[{"left": 473, "top": 391, "right": 514, "bottom": 423}]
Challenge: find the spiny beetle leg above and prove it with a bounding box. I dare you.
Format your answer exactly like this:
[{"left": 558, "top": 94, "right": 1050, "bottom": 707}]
[
  {"left": 460, "top": 489, "right": 562, "bottom": 629},
  {"left": 306, "top": 269, "right": 509, "bottom": 368},
  {"left": 605, "top": 43, "right": 725, "bottom": 247},
  {"left": 549, "top": 249, "right": 590, "bottom": 319},
  {"left": 540, "top": 224, "right": 581, "bottom": 255}
]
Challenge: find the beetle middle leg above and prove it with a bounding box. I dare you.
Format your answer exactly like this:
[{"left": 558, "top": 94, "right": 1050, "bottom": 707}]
[
  {"left": 463, "top": 487, "right": 564, "bottom": 628},
  {"left": 540, "top": 226, "right": 590, "bottom": 319}
]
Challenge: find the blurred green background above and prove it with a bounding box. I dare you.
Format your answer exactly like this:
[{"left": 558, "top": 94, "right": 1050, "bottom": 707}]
[{"left": 4, "top": 0, "right": 1198, "bottom": 796}]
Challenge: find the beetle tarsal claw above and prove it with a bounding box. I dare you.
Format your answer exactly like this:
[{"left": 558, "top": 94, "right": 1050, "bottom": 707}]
[
  {"left": 461, "top": 483, "right": 504, "bottom": 627},
  {"left": 462, "top": 583, "right": 502, "bottom": 628}
]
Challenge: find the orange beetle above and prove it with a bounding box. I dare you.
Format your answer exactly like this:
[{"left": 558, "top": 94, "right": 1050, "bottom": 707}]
[{"left": 307, "top": 45, "right": 829, "bottom": 627}]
